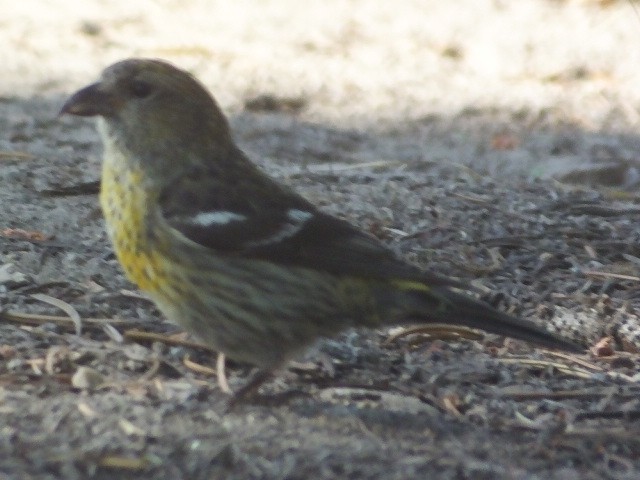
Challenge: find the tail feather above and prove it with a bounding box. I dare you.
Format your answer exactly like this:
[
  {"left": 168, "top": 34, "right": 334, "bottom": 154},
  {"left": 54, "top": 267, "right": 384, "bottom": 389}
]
[{"left": 383, "top": 284, "right": 583, "bottom": 353}]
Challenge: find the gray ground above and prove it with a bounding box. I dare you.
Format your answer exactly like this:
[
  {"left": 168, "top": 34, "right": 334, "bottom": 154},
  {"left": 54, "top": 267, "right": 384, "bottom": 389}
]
[{"left": 2, "top": 0, "right": 640, "bottom": 478}]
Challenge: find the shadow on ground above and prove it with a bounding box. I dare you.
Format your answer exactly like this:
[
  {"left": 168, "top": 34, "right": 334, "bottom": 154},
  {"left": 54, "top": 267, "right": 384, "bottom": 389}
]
[{"left": 1, "top": 91, "right": 640, "bottom": 479}]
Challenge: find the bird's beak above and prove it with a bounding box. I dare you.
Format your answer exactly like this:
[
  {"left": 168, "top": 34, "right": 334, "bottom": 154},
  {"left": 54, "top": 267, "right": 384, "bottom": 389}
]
[{"left": 60, "top": 82, "right": 118, "bottom": 117}]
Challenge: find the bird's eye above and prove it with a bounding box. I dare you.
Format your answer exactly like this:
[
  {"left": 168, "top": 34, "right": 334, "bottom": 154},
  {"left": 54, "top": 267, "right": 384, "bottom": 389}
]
[{"left": 130, "top": 80, "right": 153, "bottom": 99}]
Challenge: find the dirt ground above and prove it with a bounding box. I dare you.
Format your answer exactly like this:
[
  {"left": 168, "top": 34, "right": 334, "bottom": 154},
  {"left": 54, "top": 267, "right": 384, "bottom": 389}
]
[{"left": 3, "top": 0, "right": 640, "bottom": 478}]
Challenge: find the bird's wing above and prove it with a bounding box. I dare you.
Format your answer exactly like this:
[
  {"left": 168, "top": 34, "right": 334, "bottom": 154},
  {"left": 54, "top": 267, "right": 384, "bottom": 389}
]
[{"left": 159, "top": 165, "right": 463, "bottom": 287}]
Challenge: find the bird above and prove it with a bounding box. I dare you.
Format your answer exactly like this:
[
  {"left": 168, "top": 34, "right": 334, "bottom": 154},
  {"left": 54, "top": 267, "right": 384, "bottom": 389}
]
[{"left": 60, "top": 58, "right": 582, "bottom": 403}]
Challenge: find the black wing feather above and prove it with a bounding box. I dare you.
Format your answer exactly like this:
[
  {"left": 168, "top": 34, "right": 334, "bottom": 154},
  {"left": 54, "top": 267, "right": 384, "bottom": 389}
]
[{"left": 159, "top": 162, "right": 463, "bottom": 288}]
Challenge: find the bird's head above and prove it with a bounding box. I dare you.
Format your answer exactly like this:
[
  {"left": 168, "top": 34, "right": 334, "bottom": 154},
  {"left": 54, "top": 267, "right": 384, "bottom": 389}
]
[{"left": 61, "top": 58, "right": 234, "bottom": 174}]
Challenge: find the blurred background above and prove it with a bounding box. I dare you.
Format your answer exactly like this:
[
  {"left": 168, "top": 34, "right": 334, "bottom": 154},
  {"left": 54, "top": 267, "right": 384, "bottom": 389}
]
[{"left": 3, "top": 0, "right": 640, "bottom": 184}]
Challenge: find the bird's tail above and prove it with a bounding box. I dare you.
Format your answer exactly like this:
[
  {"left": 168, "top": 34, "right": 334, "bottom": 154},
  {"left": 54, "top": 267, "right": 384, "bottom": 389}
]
[{"left": 375, "top": 280, "right": 583, "bottom": 353}]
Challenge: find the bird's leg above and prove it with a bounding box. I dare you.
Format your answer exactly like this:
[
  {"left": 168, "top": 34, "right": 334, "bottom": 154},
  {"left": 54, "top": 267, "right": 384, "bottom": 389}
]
[{"left": 226, "top": 369, "right": 274, "bottom": 410}]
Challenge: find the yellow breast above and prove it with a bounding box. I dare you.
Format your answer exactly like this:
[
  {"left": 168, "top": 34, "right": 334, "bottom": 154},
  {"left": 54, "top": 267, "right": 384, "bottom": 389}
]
[{"left": 100, "top": 159, "right": 166, "bottom": 294}]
